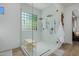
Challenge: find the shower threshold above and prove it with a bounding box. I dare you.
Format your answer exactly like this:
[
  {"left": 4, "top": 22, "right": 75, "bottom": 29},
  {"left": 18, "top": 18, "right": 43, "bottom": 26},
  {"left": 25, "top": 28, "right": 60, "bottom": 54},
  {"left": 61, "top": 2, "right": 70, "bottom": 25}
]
[{"left": 21, "top": 41, "right": 61, "bottom": 56}]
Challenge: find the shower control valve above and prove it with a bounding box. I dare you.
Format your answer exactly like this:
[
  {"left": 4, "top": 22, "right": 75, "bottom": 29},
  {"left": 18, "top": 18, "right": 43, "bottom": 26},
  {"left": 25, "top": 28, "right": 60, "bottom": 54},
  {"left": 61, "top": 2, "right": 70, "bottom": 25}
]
[{"left": 51, "top": 28, "right": 53, "bottom": 31}]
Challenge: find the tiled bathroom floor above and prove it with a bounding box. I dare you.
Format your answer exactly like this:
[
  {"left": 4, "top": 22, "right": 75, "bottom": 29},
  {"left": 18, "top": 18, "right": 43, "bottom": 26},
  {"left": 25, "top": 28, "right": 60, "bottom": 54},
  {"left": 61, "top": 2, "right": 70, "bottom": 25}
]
[
  {"left": 60, "top": 41, "right": 79, "bottom": 56},
  {"left": 12, "top": 41, "right": 79, "bottom": 56},
  {"left": 12, "top": 47, "right": 24, "bottom": 56}
]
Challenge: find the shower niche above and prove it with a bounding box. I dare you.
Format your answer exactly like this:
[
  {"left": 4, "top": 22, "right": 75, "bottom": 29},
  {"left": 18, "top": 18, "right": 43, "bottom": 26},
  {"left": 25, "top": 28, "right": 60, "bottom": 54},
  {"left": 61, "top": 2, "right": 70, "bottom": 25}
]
[{"left": 21, "top": 3, "right": 63, "bottom": 56}]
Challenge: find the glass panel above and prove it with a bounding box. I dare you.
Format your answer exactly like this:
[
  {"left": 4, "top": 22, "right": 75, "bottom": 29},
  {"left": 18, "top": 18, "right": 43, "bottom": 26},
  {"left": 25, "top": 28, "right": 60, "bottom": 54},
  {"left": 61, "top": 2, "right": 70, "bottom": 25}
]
[
  {"left": 21, "top": 3, "right": 33, "bottom": 56},
  {"left": 21, "top": 3, "right": 38, "bottom": 56},
  {"left": 32, "top": 3, "right": 61, "bottom": 56}
]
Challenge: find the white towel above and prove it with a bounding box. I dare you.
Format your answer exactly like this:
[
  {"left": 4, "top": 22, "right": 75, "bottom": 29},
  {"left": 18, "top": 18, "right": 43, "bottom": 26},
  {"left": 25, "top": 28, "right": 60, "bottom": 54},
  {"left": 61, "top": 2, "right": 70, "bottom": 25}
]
[{"left": 56, "top": 22, "right": 64, "bottom": 43}]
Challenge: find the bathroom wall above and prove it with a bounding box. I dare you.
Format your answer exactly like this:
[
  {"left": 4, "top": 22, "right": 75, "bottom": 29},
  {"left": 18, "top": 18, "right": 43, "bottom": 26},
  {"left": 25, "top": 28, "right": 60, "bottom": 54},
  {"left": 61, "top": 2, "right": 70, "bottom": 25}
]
[
  {"left": 0, "top": 3, "right": 20, "bottom": 52},
  {"left": 42, "top": 4, "right": 63, "bottom": 43},
  {"left": 21, "top": 4, "right": 42, "bottom": 44},
  {"left": 76, "top": 17, "right": 79, "bottom": 31},
  {"left": 63, "top": 4, "right": 79, "bottom": 44},
  {"left": 0, "top": 50, "right": 12, "bottom": 56}
]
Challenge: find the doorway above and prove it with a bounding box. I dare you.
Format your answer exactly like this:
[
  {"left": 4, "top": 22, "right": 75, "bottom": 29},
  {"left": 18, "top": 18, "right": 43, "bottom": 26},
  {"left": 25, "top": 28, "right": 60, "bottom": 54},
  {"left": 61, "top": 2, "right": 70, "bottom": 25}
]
[{"left": 72, "top": 9, "right": 79, "bottom": 42}]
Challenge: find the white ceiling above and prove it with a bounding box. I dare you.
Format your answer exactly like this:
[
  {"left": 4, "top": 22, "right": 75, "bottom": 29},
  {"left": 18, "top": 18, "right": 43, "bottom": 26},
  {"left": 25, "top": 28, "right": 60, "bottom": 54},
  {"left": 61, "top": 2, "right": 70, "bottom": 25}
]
[
  {"left": 27, "top": 3, "right": 78, "bottom": 10},
  {"left": 27, "top": 3, "right": 54, "bottom": 10},
  {"left": 33, "top": 3, "right": 53, "bottom": 10},
  {"left": 62, "top": 3, "right": 76, "bottom": 7},
  {"left": 27, "top": 3, "right": 76, "bottom": 10}
]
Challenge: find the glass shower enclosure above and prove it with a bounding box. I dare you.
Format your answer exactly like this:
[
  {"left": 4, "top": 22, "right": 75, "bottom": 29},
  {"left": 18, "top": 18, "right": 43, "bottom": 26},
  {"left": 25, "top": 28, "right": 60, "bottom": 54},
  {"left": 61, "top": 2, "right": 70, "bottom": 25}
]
[{"left": 21, "top": 3, "right": 63, "bottom": 56}]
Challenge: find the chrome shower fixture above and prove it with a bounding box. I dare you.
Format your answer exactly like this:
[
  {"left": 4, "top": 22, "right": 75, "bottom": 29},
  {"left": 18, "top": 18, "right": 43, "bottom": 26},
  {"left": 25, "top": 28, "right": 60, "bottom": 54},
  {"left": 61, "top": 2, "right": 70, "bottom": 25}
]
[{"left": 47, "top": 15, "right": 53, "bottom": 17}]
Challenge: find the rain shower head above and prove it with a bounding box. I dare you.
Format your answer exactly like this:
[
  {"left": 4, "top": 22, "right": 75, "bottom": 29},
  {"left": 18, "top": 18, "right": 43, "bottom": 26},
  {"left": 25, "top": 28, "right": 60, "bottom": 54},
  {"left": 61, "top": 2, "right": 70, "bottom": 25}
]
[{"left": 47, "top": 15, "right": 53, "bottom": 17}]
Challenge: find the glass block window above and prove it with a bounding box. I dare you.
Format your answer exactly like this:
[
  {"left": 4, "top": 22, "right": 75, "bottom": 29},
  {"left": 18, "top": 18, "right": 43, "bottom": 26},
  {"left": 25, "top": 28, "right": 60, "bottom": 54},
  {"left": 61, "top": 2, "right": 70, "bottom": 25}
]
[{"left": 21, "top": 12, "right": 37, "bottom": 31}]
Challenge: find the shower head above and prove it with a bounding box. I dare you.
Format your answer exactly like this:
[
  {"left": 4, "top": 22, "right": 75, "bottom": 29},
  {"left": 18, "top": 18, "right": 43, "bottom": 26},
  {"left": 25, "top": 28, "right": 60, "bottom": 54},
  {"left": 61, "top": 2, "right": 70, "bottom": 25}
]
[{"left": 47, "top": 15, "right": 53, "bottom": 17}]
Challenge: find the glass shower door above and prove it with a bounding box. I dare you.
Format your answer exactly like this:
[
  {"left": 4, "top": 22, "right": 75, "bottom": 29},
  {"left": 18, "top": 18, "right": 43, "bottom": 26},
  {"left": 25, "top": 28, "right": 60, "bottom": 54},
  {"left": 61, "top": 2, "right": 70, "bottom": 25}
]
[
  {"left": 21, "top": 3, "right": 34, "bottom": 56},
  {"left": 32, "top": 3, "right": 61, "bottom": 56}
]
